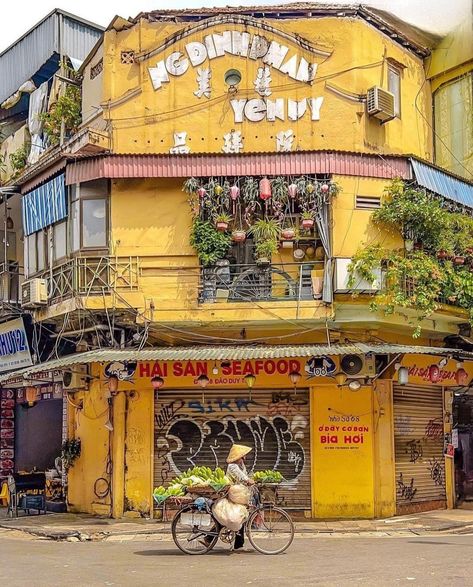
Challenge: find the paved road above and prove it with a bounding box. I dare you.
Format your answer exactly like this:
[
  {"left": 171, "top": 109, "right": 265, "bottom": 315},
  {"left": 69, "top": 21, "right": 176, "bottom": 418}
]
[{"left": 1, "top": 532, "right": 472, "bottom": 586}]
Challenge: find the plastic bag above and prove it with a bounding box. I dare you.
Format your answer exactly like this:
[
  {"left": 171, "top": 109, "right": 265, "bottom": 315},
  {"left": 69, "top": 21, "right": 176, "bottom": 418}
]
[
  {"left": 227, "top": 483, "right": 251, "bottom": 506},
  {"left": 212, "top": 497, "right": 248, "bottom": 532}
]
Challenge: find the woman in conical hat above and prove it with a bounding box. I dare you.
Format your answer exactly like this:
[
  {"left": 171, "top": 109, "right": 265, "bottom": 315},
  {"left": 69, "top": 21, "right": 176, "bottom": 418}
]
[{"left": 226, "top": 444, "right": 254, "bottom": 552}]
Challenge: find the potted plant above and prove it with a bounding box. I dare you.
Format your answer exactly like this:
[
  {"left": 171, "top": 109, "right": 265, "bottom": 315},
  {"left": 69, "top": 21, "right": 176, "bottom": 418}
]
[
  {"left": 301, "top": 211, "right": 315, "bottom": 230},
  {"left": 232, "top": 229, "right": 246, "bottom": 243},
  {"left": 214, "top": 213, "right": 232, "bottom": 232},
  {"left": 248, "top": 218, "right": 281, "bottom": 243},
  {"left": 182, "top": 177, "right": 200, "bottom": 194},
  {"left": 454, "top": 255, "right": 465, "bottom": 266},
  {"left": 190, "top": 219, "right": 232, "bottom": 266},
  {"left": 255, "top": 239, "right": 278, "bottom": 265},
  {"left": 281, "top": 226, "right": 296, "bottom": 240}
]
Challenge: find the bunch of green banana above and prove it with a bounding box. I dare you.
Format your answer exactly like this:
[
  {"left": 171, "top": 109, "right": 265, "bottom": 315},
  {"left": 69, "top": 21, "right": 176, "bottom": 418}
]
[{"left": 253, "top": 470, "right": 284, "bottom": 484}]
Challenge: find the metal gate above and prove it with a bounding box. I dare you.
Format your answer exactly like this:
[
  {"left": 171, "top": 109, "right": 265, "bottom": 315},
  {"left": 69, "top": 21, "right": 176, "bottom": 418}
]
[
  {"left": 393, "top": 384, "right": 446, "bottom": 514},
  {"left": 154, "top": 389, "right": 311, "bottom": 510}
]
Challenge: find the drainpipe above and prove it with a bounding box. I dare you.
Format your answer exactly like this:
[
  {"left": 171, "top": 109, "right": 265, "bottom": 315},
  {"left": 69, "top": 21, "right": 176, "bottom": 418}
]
[{"left": 111, "top": 391, "right": 126, "bottom": 518}]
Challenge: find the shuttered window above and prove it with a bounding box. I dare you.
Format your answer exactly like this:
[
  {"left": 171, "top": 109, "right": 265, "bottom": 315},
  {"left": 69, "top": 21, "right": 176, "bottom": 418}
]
[
  {"left": 154, "top": 389, "right": 311, "bottom": 510},
  {"left": 393, "top": 384, "right": 446, "bottom": 514}
]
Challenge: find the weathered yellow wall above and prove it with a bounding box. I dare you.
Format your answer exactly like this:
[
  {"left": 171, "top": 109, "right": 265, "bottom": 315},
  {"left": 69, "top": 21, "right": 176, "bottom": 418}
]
[
  {"left": 81, "top": 44, "right": 104, "bottom": 124},
  {"left": 373, "top": 380, "right": 396, "bottom": 517},
  {"left": 312, "top": 384, "right": 375, "bottom": 518},
  {"left": 102, "top": 17, "right": 432, "bottom": 158},
  {"left": 67, "top": 368, "right": 153, "bottom": 517}
]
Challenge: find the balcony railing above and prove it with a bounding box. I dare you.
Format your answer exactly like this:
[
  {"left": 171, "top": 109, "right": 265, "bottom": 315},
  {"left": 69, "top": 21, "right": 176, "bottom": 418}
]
[
  {"left": 40, "top": 256, "right": 140, "bottom": 303},
  {"left": 198, "top": 261, "right": 325, "bottom": 303}
]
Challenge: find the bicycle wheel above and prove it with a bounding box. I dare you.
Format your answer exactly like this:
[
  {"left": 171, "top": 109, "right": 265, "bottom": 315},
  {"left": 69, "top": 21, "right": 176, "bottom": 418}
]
[
  {"left": 246, "top": 505, "right": 295, "bottom": 555},
  {"left": 171, "top": 505, "right": 219, "bottom": 555}
]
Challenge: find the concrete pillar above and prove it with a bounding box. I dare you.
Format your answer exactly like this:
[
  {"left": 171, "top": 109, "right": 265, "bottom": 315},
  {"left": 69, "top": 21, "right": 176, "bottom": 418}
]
[{"left": 111, "top": 392, "right": 126, "bottom": 518}]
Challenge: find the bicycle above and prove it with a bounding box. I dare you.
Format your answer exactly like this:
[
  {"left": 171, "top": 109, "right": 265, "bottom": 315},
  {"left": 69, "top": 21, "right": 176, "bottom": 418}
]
[{"left": 171, "top": 485, "right": 294, "bottom": 555}]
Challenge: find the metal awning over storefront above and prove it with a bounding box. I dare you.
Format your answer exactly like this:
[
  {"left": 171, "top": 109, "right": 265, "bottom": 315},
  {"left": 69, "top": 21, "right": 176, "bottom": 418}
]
[{"left": 1, "top": 343, "right": 472, "bottom": 384}]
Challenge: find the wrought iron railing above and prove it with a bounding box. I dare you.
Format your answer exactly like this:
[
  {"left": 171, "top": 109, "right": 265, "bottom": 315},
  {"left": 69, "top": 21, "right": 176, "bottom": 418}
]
[
  {"left": 198, "top": 261, "right": 325, "bottom": 303},
  {"left": 40, "top": 256, "right": 140, "bottom": 303}
]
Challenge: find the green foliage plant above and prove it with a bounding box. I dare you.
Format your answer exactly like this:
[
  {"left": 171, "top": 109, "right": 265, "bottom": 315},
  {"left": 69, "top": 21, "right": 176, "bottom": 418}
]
[
  {"left": 62, "top": 438, "right": 81, "bottom": 470},
  {"left": 190, "top": 219, "right": 232, "bottom": 266}
]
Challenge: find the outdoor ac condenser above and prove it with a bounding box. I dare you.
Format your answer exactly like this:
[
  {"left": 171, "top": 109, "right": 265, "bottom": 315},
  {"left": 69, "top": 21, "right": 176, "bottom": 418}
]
[
  {"left": 334, "top": 258, "right": 383, "bottom": 293},
  {"left": 20, "top": 278, "right": 47, "bottom": 308},
  {"left": 366, "top": 86, "right": 395, "bottom": 122}
]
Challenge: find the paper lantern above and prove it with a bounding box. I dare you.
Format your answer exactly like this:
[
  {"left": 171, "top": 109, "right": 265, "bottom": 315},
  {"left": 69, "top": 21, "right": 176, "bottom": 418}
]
[
  {"left": 456, "top": 368, "right": 469, "bottom": 386},
  {"left": 197, "top": 187, "right": 206, "bottom": 198},
  {"left": 320, "top": 183, "right": 329, "bottom": 194},
  {"left": 259, "top": 177, "right": 272, "bottom": 201},
  {"left": 230, "top": 185, "right": 240, "bottom": 200}
]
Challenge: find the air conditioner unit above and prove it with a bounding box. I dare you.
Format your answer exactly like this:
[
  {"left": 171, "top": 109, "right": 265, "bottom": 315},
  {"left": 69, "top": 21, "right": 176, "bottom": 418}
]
[
  {"left": 334, "top": 258, "right": 383, "bottom": 293},
  {"left": 366, "top": 86, "right": 395, "bottom": 122},
  {"left": 21, "top": 278, "right": 48, "bottom": 308},
  {"left": 62, "top": 365, "right": 89, "bottom": 391},
  {"left": 340, "top": 354, "right": 376, "bottom": 378}
]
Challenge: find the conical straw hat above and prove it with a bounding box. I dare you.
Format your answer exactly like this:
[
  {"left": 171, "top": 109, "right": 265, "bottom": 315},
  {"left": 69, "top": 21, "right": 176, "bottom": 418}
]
[{"left": 226, "top": 444, "right": 252, "bottom": 464}]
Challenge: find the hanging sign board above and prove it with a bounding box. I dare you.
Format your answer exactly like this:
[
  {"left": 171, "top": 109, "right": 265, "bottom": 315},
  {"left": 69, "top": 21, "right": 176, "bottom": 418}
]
[{"left": 0, "top": 318, "right": 32, "bottom": 373}]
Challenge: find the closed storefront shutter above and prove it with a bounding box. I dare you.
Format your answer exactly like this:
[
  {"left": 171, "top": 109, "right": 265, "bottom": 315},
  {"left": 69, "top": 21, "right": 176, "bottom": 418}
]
[
  {"left": 154, "top": 389, "right": 311, "bottom": 510},
  {"left": 393, "top": 384, "right": 446, "bottom": 515}
]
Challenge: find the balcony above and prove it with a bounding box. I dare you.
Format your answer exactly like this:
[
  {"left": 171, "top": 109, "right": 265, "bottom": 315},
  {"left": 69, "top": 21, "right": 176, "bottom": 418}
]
[
  {"left": 198, "top": 261, "right": 325, "bottom": 303},
  {"left": 40, "top": 256, "right": 140, "bottom": 304}
]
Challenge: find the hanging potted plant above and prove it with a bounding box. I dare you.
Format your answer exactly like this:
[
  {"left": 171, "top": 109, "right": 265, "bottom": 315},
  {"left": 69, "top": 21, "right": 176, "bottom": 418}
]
[
  {"left": 183, "top": 177, "right": 200, "bottom": 194},
  {"left": 215, "top": 213, "right": 232, "bottom": 231},
  {"left": 62, "top": 438, "right": 81, "bottom": 471},
  {"left": 301, "top": 211, "right": 315, "bottom": 230},
  {"left": 281, "top": 226, "right": 296, "bottom": 240},
  {"left": 454, "top": 255, "right": 465, "bottom": 266},
  {"left": 232, "top": 229, "right": 247, "bottom": 243}
]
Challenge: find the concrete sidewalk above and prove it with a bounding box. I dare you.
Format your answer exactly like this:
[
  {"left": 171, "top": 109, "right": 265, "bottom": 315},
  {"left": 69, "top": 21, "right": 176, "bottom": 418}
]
[{"left": 1, "top": 507, "right": 473, "bottom": 542}]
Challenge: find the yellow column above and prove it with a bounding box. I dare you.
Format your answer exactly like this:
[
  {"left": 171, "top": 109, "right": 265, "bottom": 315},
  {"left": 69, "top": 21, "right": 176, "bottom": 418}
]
[
  {"left": 373, "top": 380, "right": 396, "bottom": 518},
  {"left": 111, "top": 392, "right": 126, "bottom": 519},
  {"left": 444, "top": 389, "right": 455, "bottom": 509}
]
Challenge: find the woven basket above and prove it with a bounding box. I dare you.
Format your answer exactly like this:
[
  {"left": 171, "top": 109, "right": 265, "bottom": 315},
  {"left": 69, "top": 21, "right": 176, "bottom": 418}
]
[{"left": 186, "top": 484, "right": 218, "bottom": 496}]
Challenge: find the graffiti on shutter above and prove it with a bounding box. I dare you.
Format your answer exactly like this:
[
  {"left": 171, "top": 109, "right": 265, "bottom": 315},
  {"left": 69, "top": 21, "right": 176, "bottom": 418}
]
[
  {"left": 154, "top": 389, "right": 311, "bottom": 509},
  {"left": 393, "top": 384, "right": 446, "bottom": 514}
]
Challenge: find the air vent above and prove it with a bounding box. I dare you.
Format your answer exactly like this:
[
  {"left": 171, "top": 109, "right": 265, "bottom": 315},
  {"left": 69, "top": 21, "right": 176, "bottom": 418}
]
[
  {"left": 341, "top": 355, "right": 364, "bottom": 376},
  {"left": 356, "top": 195, "right": 381, "bottom": 210},
  {"left": 120, "top": 51, "right": 135, "bottom": 64}
]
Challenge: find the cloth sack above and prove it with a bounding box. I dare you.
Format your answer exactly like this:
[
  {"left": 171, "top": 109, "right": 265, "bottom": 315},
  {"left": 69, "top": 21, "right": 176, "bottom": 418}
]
[
  {"left": 212, "top": 497, "right": 248, "bottom": 532},
  {"left": 227, "top": 483, "right": 251, "bottom": 506}
]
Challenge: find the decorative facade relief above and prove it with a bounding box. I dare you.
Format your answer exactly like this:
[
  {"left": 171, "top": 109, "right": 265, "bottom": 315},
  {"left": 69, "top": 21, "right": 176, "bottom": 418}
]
[
  {"left": 194, "top": 67, "right": 212, "bottom": 99},
  {"left": 222, "top": 130, "right": 243, "bottom": 153},
  {"left": 254, "top": 66, "right": 272, "bottom": 97},
  {"left": 276, "top": 130, "right": 295, "bottom": 152},
  {"left": 170, "top": 132, "right": 191, "bottom": 154}
]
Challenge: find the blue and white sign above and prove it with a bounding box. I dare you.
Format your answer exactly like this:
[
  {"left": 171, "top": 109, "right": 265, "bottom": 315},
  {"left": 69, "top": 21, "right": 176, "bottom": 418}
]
[
  {"left": 305, "top": 356, "right": 337, "bottom": 378},
  {"left": 0, "top": 318, "right": 32, "bottom": 373}
]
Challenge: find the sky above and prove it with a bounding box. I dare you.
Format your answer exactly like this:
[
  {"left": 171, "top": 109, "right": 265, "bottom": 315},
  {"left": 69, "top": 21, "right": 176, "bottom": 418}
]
[{"left": 0, "top": 0, "right": 469, "bottom": 53}]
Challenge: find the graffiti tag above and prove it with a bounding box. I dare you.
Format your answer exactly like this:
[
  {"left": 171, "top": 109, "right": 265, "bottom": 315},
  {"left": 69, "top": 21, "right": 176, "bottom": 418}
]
[
  {"left": 424, "top": 418, "right": 443, "bottom": 440},
  {"left": 397, "top": 473, "right": 418, "bottom": 501},
  {"left": 428, "top": 457, "right": 445, "bottom": 487},
  {"left": 405, "top": 439, "right": 423, "bottom": 463}
]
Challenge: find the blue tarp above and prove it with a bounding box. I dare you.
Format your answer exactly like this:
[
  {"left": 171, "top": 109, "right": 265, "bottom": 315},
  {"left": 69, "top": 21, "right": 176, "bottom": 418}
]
[{"left": 22, "top": 173, "right": 67, "bottom": 235}]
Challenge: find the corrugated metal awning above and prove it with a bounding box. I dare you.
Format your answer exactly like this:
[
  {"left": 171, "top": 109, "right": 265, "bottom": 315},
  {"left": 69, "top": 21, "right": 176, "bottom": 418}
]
[
  {"left": 411, "top": 158, "right": 473, "bottom": 209},
  {"left": 2, "top": 343, "right": 471, "bottom": 383},
  {"left": 65, "top": 151, "right": 412, "bottom": 184}
]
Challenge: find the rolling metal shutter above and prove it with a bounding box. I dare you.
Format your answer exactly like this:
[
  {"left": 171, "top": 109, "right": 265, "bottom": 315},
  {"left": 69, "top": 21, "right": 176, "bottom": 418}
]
[
  {"left": 154, "top": 389, "right": 311, "bottom": 510},
  {"left": 393, "top": 384, "right": 446, "bottom": 514}
]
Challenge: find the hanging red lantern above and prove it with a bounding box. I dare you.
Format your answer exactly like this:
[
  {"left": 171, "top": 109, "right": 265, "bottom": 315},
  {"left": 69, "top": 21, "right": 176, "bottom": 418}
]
[
  {"left": 428, "top": 364, "right": 441, "bottom": 383},
  {"left": 259, "top": 177, "right": 272, "bottom": 201},
  {"left": 455, "top": 368, "right": 469, "bottom": 386},
  {"left": 197, "top": 187, "right": 206, "bottom": 198},
  {"left": 230, "top": 185, "right": 240, "bottom": 200},
  {"left": 320, "top": 183, "right": 329, "bottom": 194},
  {"left": 288, "top": 183, "right": 298, "bottom": 198}
]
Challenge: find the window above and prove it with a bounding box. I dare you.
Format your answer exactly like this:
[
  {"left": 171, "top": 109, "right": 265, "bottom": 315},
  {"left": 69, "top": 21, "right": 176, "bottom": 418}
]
[
  {"left": 25, "top": 230, "right": 47, "bottom": 277},
  {"left": 82, "top": 199, "right": 107, "bottom": 248},
  {"left": 37, "top": 230, "right": 46, "bottom": 271},
  {"left": 388, "top": 65, "right": 401, "bottom": 117},
  {"left": 26, "top": 235, "right": 37, "bottom": 277},
  {"left": 70, "top": 185, "right": 80, "bottom": 252},
  {"left": 53, "top": 221, "right": 67, "bottom": 261}
]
